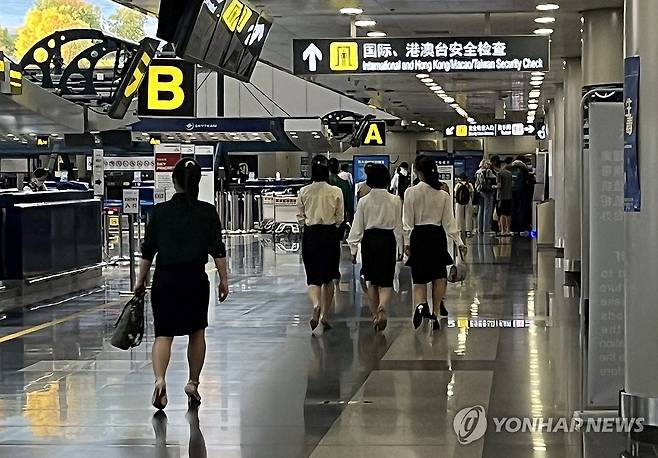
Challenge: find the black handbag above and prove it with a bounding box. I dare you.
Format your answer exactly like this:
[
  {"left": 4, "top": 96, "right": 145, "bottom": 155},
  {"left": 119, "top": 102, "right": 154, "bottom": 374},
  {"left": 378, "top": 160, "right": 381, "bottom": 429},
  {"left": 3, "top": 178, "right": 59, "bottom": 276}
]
[{"left": 111, "top": 295, "right": 145, "bottom": 350}]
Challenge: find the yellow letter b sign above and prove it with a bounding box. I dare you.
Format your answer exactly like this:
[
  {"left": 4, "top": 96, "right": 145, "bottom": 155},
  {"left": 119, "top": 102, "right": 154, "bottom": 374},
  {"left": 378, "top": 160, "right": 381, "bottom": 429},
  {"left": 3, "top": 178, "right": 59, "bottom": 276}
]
[{"left": 138, "top": 59, "right": 196, "bottom": 117}]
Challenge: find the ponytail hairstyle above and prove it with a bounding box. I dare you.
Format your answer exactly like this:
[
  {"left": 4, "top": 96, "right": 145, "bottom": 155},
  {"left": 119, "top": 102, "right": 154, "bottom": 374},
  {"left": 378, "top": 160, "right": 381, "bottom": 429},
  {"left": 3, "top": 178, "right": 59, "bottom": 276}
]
[
  {"left": 415, "top": 155, "right": 442, "bottom": 191},
  {"left": 172, "top": 158, "right": 202, "bottom": 202},
  {"left": 310, "top": 154, "right": 330, "bottom": 183}
]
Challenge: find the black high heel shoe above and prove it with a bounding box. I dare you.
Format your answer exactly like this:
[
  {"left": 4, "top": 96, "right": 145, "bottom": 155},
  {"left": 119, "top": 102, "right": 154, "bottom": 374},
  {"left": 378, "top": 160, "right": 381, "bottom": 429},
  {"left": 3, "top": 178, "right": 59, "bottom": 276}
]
[
  {"left": 185, "top": 381, "right": 201, "bottom": 408},
  {"left": 439, "top": 301, "right": 449, "bottom": 318},
  {"left": 413, "top": 303, "right": 430, "bottom": 329},
  {"left": 310, "top": 306, "right": 321, "bottom": 331},
  {"left": 374, "top": 307, "right": 388, "bottom": 332}
]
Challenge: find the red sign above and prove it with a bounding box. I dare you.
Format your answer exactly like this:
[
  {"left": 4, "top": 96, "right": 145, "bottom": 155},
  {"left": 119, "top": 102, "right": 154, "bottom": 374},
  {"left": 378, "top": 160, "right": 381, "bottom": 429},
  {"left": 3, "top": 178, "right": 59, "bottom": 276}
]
[{"left": 155, "top": 152, "right": 181, "bottom": 172}]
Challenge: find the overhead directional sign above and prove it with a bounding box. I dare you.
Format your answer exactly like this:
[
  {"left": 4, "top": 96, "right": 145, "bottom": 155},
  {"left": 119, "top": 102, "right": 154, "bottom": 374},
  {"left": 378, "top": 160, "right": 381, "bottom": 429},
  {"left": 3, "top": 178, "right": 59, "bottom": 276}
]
[
  {"left": 445, "top": 122, "right": 540, "bottom": 138},
  {"left": 293, "top": 36, "right": 550, "bottom": 75},
  {"left": 361, "top": 121, "right": 387, "bottom": 146}
]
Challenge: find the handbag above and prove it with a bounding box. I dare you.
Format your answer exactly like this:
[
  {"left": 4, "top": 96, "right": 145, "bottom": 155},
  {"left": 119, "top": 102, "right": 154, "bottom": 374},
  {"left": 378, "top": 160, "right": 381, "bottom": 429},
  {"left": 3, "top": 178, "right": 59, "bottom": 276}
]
[
  {"left": 111, "top": 295, "right": 145, "bottom": 350},
  {"left": 448, "top": 246, "right": 467, "bottom": 284}
]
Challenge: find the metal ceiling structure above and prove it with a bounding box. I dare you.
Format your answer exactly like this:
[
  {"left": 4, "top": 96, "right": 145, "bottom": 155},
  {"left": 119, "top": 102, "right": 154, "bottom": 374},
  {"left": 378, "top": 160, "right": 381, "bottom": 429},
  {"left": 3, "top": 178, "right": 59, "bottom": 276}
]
[{"left": 111, "top": 0, "right": 623, "bottom": 129}]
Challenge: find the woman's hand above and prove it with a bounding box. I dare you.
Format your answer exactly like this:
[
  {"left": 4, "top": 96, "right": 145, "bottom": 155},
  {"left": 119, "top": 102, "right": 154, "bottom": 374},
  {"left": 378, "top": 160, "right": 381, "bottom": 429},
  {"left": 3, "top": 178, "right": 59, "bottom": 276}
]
[
  {"left": 134, "top": 277, "right": 147, "bottom": 297},
  {"left": 218, "top": 278, "right": 229, "bottom": 303},
  {"left": 352, "top": 255, "right": 358, "bottom": 265},
  {"left": 404, "top": 245, "right": 411, "bottom": 257}
]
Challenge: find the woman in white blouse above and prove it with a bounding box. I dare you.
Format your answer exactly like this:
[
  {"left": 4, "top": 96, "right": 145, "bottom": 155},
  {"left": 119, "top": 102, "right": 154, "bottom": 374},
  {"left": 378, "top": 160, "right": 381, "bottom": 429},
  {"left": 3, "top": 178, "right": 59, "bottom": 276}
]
[
  {"left": 297, "top": 155, "right": 344, "bottom": 332},
  {"left": 403, "top": 156, "right": 467, "bottom": 330},
  {"left": 347, "top": 164, "right": 403, "bottom": 331}
]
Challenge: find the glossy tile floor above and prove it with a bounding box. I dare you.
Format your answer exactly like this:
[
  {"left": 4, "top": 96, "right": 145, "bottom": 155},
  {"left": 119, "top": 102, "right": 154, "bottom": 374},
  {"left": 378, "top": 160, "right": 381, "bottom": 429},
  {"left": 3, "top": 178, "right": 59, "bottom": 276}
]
[{"left": 0, "top": 235, "right": 643, "bottom": 457}]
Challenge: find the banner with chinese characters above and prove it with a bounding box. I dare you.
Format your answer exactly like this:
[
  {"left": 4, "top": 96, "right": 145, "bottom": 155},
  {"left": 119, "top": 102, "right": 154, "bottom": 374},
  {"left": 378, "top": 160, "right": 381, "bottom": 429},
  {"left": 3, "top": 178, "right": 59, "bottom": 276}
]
[
  {"left": 293, "top": 36, "right": 549, "bottom": 75},
  {"left": 623, "top": 56, "right": 641, "bottom": 212}
]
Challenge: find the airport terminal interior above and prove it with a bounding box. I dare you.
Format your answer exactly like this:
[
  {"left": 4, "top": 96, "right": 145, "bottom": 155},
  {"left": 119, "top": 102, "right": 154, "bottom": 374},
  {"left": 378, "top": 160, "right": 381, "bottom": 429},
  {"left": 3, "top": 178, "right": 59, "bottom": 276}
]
[{"left": 0, "top": 0, "right": 656, "bottom": 457}]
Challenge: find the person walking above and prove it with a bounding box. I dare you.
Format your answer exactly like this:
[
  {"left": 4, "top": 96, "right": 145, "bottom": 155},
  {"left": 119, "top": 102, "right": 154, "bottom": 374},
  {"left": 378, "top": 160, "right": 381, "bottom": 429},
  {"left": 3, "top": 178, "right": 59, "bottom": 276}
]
[
  {"left": 454, "top": 174, "right": 474, "bottom": 239},
  {"left": 329, "top": 158, "right": 354, "bottom": 236},
  {"left": 475, "top": 159, "right": 497, "bottom": 234},
  {"left": 404, "top": 156, "right": 467, "bottom": 330},
  {"left": 390, "top": 162, "right": 410, "bottom": 199},
  {"left": 347, "top": 164, "right": 403, "bottom": 332},
  {"left": 297, "top": 155, "right": 345, "bottom": 332},
  {"left": 338, "top": 163, "right": 354, "bottom": 186},
  {"left": 494, "top": 158, "right": 513, "bottom": 236},
  {"left": 510, "top": 155, "right": 534, "bottom": 234},
  {"left": 135, "top": 158, "right": 230, "bottom": 411}
]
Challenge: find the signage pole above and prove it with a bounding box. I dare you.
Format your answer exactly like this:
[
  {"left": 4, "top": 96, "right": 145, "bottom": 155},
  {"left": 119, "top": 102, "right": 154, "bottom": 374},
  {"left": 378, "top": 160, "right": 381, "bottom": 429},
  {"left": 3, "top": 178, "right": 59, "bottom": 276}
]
[
  {"left": 119, "top": 212, "right": 125, "bottom": 261},
  {"left": 128, "top": 214, "right": 136, "bottom": 291},
  {"left": 350, "top": 18, "right": 357, "bottom": 38}
]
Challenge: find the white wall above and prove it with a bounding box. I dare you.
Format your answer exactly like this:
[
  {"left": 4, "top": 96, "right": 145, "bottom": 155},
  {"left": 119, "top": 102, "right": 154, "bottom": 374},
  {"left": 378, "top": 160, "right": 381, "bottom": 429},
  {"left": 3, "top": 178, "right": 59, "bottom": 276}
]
[{"left": 484, "top": 136, "right": 538, "bottom": 156}]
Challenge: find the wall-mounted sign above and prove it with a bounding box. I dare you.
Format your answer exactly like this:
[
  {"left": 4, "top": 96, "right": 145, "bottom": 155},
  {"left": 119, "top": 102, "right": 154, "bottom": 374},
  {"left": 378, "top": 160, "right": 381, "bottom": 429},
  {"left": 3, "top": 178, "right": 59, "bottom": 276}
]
[
  {"left": 535, "top": 123, "right": 548, "bottom": 141},
  {"left": 36, "top": 135, "right": 50, "bottom": 148},
  {"left": 624, "top": 56, "right": 641, "bottom": 213},
  {"left": 138, "top": 58, "right": 196, "bottom": 118},
  {"left": 361, "top": 121, "right": 386, "bottom": 146},
  {"left": 154, "top": 143, "right": 182, "bottom": 201},
  {"left": 107, "top": 38, "right": 159, "bottom": 119},
  {"left": 293, "top": 35, "right": 550, "bottom": 76},
  {"left": 444, "top": 122, "right": 538, "bottom": 138}
]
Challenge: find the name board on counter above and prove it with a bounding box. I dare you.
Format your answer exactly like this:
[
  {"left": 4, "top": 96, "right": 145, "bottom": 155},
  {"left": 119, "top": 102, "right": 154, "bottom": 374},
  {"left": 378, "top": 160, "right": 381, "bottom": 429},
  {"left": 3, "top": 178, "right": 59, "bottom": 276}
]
[
  {"left": 444, "top": 122, "right": 538, "bottom": 138},
  {"left": 294, "top": 35, "right": 549, "bottom": 75}
]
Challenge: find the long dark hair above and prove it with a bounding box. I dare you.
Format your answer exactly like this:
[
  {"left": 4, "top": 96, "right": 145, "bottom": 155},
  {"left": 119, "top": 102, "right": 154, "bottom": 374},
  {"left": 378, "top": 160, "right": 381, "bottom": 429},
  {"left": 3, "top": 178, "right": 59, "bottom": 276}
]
[
  {"left": 172, "top": 158, "right": 202, "bottom": 201},
  {"left": 311, "top": 155, "right": 329, "bottom": 183},
  {"left": 415, "top": 155, "right": 442, "bottom": 191}
]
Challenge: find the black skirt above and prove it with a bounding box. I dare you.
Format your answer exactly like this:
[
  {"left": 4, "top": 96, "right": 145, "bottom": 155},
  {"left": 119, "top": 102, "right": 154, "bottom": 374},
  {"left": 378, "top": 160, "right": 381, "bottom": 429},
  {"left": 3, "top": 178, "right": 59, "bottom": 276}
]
[
  {"left": 361, "top": 228, "right": 397, "bottom": 288},
  {"left": 406, "top": 224, "right": 453, "bottom": 284},
  {"left": 151, "top": 263, "right": 210, "bottom": 337},
  {"left": 302, "top": 225, "right": 341, "bottom": 286}
]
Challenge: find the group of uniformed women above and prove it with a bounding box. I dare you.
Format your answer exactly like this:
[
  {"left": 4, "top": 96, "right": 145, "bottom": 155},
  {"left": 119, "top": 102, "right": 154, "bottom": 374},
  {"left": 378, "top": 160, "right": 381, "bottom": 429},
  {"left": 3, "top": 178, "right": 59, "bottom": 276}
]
[{"left": 297, "top": 154, "right": 468, "bottom": 334}]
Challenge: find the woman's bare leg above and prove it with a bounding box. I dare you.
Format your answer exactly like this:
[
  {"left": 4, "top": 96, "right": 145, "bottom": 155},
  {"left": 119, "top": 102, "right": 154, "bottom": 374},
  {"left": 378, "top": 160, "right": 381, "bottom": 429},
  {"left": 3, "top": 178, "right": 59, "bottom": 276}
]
[
  {"left": 413, "top": 284, "right": 428, "bottom": 306},
  {"left": 321, "top": 282, "right": 335, "bottom": 321},
  {"left": 367, "top": 283, "right": 380, "bottom": 317},
  {"left": 152, "top": 337, "right": 174, "bottom": 382},
  {"left": 431, "top": 279, "right": 448, "bottom": 316},
  {"left": 187, "top": 329, "right": 206, "bottom": 383}
]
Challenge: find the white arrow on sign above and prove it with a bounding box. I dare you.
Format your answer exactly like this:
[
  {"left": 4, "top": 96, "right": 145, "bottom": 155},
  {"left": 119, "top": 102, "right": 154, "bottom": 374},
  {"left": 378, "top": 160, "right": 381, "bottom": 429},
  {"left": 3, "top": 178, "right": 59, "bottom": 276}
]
[
  {"left": 445, "top": 126, "right": 456, "bottom": 136},
  {"left": 303, "top": 43, "right": 323, "bottom": 72},
  {"left": 245, "top": 21, "right": 265, "bottom": 46},
  {"left": 524, "top": 125, "right": 536, "bottom": 134}
]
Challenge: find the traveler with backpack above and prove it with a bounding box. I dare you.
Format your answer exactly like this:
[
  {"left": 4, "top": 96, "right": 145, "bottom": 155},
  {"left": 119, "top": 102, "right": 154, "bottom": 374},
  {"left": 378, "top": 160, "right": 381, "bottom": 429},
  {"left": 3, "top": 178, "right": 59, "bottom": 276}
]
[
  {"left": 494, "top": 158, "right": 513, "bottom": 236},
  {"left": 454, "top": 174, "right": 474, "bottom": 238},
  {"left": 475, "top": 160, "right": 497, "bottom": 234}
]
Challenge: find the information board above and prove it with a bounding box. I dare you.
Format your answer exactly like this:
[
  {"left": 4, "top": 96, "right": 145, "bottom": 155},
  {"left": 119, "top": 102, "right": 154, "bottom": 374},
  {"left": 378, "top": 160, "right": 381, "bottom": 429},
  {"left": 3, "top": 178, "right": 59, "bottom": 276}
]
[
  {"left": 122, "top": 189, "right": 140, "bottom": 215},
  {"left": 294, "top": 35, "right": 549, "bottom": 75}
]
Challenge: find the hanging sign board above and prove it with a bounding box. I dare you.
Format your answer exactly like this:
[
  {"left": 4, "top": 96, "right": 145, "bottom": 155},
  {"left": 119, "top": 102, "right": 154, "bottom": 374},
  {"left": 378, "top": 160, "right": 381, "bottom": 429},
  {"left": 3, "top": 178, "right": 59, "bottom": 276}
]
[
  {"left": 137, "top": 58, "right": 197, "bottom": 118},
  {"left": 623, "top": 56, "right": 641, "bottom": 213},
  {"left": 444, "top": 122, "right": 537, "bottom": 138},
  {"left": 361, "top": 121, "right": 387, "bottom": 146},
  {"left": 293, "top": 35, "right": 549, "bottom": 76}
]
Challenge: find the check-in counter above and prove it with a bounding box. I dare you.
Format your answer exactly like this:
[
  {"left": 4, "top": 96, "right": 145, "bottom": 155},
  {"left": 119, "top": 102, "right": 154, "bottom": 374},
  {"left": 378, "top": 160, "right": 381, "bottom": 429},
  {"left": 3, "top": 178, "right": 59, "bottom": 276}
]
[{"left": 0, "top": 190, "right": 102, "bottom": 281}]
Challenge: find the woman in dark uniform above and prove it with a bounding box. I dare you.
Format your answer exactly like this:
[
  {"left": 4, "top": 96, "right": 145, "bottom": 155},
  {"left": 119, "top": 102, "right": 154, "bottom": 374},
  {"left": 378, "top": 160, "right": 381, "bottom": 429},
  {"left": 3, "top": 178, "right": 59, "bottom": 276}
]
[
  {"left": 403, "top": 156, "right": 467, "bottom": 330},
  {"left": 296, "top": 155, "right": 344, "bottom": 332},
  {"left": 347, "top": 164, "right": 402, "bottom": 331},
  {"left": 135, "top": 158, "right": 229, "bottom": 410}
]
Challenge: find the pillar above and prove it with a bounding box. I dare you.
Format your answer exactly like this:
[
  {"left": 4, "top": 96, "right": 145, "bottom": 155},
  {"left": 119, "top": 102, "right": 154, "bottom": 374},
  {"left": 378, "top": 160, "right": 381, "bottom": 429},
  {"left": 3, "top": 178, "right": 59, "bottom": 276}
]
[
  {"left": 621, "top": 0, "right": 658, "bottom": 422},
  {"left": 551, "top": 85, "right": 565, "bottom": 248},
  {"left": 582, "top": 8, "right": 624, "bottom": 86},
  {"left": 562, "top": 58, "right": 582, "bottom": 271}
]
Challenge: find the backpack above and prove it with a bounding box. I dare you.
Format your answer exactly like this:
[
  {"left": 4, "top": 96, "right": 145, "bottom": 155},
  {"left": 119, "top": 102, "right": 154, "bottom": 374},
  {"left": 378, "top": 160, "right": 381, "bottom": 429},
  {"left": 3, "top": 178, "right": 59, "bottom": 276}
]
[
  {"left": 456, "top": 183, "right": 472, "bottom": 205},
  {"left": 511, "top": 167, "right": 525, "bottom": 192},
  {"left": 476, "top": 170, "right": 494, "bottom": 193}
]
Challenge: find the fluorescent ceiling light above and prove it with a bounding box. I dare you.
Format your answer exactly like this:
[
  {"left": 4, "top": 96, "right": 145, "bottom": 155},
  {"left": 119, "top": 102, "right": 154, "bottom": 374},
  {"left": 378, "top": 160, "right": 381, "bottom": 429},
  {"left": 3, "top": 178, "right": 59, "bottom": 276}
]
[
  {"left": 354, "top": 19, "right": 376, "bottom": 27},
  {"left": 529, "top": 90, "right": 541, "bottom": 98},
  {"left": 467, "top": 117, "right": 475, "bottom": 123},
  {"left": 340, "top": 7, "right": 363, "bottom": 15},
  {"left": 531, "top": 76, "right": 544, "bottom": 81},
  {"left": 528, "top": 103, "right": 539, "bottom": 110},
  {"left": 528, "top": 99, "right": 538, "bottom": 104},
  {"left": 534, "top": 28, "right": 554, "bottom": 35},
  {"left": 528, "top": 110, "right": 536, "bottom": 116},
  {"left": 535, "top": 16, "right": 556, "bottom": 24},
  {"left": 443, "top": 96, "right": 455, "bottom": 103},
  {"left": 531, "top": 71, "right": 545, "bottom": 76},
  {"left": 418, "top": 122, "right": 425, "bottom": 127},
  {"left": 530, "top": 80, "right": 543, "bottom": 86},
  {"left": 536, "top": 3, "right": 559, "bottom": 11},
  {"left": 416, "top": 73, "right": 430, "bottom": 79},
  {"left": 367, "top": 31, "right": 387, "bottom": 37},
  {"left": 421, "top": 78, "right": 434, "bottom": 83}
]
